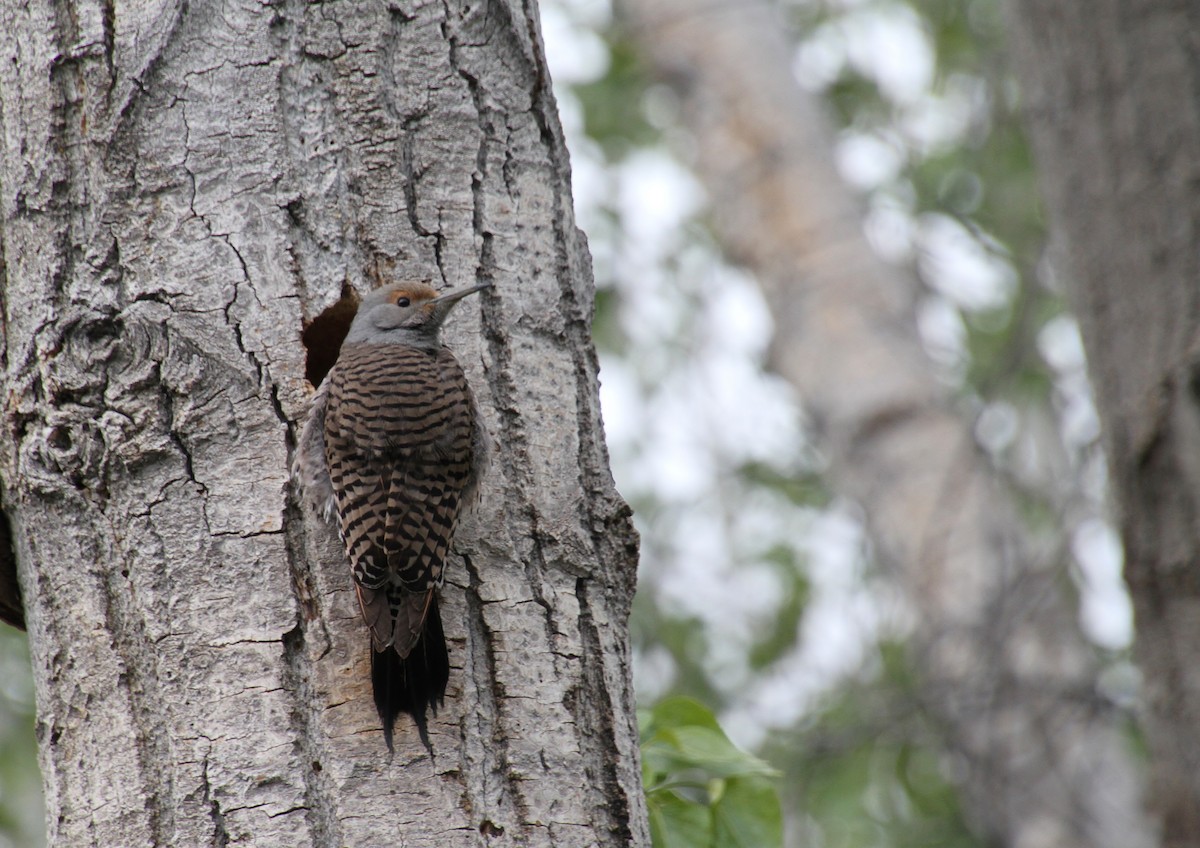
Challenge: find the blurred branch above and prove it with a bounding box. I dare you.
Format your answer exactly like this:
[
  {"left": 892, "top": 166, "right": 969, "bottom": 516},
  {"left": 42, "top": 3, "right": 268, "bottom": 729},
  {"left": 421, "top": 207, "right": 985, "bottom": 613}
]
[
  {"left": 1005, "top": 1, "right": 1200, "bottom": 843},
  {"left": 615, "top": 0, "right": 1154, "bottom": 845}
]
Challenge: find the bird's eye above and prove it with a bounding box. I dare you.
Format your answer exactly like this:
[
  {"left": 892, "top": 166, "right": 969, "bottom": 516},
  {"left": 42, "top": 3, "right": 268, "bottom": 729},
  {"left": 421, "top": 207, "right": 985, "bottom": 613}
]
[{"left": 396, "top": 297, "right": 411, "bottom": 307}]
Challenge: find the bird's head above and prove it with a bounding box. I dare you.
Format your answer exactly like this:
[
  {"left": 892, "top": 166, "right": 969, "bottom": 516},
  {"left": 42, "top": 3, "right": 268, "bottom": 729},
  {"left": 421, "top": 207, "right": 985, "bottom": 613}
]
[{"left": 345, "top": 281, "right": 491, "bottom": 347}]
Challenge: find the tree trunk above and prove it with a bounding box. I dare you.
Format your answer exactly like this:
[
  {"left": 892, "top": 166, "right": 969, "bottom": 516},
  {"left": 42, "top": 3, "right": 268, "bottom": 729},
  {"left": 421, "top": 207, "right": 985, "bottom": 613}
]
[
  {"left": 1006, "top": 1, "right": 1200, "bottom": 844},
  {"left": 618, "top": 1, "right": 1154, "bottom": 846},
  {"left": 0, "top": 1, "right": 647, "bottom": 846}
]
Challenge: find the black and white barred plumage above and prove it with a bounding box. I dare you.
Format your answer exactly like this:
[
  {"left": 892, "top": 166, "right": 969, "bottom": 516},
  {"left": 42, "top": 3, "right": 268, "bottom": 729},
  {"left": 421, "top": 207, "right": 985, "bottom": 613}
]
[{"left": 295, "top": 282, "right": 490, "bottom": 750}]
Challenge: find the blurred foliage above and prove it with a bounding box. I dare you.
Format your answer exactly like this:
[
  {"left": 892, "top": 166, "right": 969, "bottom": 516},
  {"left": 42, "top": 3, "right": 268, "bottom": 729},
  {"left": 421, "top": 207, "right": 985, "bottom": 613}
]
[
  {"left": 642, "top": 697, "right": 782, "bottom": 848},
  {"left": 574, "top": 39, "right": 659, "bottom": 157},
  {"left": 0, "top": 625, "right": 43, "bottom": 848},
  {"left": 810, "top": 0, "right": 1063, "bottom": 406},
  {"left": 551, "top": 0, "right": 1097, "bottom": 845},
  {"left": 781, "top": 643, "right": 979, "bottom": 847},
  {"left": 746, "top": 545, "right": 809, "bottom": 673}
]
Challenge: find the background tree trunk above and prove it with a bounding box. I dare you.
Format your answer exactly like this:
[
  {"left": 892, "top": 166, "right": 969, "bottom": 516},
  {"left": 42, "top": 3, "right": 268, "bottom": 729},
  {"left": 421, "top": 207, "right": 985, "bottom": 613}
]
[
  {"left": 1006, "top": 1, "right": 1200, "bottom": 844},
  {"left": 618, "top": 1, "right": 1154, "bottom": 846},
  {"left": 0, "top": 1, "right": 646, "bottom": 846}
]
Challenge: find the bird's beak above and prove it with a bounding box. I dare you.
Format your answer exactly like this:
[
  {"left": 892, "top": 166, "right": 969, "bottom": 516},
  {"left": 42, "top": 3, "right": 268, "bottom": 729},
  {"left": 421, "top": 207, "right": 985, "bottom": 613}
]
[{"left": 428, "top": 282, "right": 492, "bottom": 306}]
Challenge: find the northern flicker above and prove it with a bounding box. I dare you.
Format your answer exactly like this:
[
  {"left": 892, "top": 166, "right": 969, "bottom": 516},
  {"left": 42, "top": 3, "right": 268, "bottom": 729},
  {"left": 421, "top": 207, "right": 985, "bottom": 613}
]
[{"left": 295, "top": 281, "right": 491, "bottom": 750}]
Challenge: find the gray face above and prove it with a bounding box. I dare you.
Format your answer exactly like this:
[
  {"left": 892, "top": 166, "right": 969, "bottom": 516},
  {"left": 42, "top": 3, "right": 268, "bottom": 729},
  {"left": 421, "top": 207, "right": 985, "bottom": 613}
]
[
  {"left": 344, "top": 282, "right": 491, "bottom": 346},
  {"left": 355, "top": 283, "right": 441, "bottom": 335}
]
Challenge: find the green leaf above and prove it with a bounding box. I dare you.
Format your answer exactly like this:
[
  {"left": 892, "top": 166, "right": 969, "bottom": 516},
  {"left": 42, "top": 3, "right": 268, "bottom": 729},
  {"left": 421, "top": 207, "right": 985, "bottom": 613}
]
[
  {"left": 646, "top": 726, "right": 779, "bottom": 780},
  {"left": 648, "top": 789, "right": 712, "bottom": 848},
  {"left": 637, "top": 707, "right": 655, "bottom": 737},
  {"left": 648, "top": 696, "right": 724, "bottom": 733},
  {"left": 713, "top": 776, "right": 783, "bottom": 848}
]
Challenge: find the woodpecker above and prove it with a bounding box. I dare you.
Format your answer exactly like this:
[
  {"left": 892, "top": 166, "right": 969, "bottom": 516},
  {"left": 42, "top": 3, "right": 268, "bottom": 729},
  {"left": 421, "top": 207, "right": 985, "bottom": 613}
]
[{"left": 295, "top": 281, "right": 491, "bottom": 750}]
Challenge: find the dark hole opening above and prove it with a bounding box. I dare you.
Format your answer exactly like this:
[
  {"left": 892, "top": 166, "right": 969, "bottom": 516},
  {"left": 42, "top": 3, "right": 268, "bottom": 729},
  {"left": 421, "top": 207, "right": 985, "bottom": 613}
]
[
  {"left": 301, "top": 283, "right": 360, "bottom": 387},
  {"left": 47, "top": 426, "right": 72, "bottom": 451},
  {"left": 479, "top": 820, "right": 505, "bottom": 837},
  {"left": 0, "top": 509, "right": 22, "bottom": 631}
]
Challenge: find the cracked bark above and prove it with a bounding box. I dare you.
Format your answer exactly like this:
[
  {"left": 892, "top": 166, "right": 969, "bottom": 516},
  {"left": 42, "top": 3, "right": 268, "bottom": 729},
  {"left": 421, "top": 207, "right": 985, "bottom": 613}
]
[
  {"left": 0, "top": 1, "right": 646, "bottom": 846},
  {"left": 1005, "top": 1, "right": 1200, "bottom": 844},
  {"left": 618, "top": 1, "right": 1155, "bottom": 846}
]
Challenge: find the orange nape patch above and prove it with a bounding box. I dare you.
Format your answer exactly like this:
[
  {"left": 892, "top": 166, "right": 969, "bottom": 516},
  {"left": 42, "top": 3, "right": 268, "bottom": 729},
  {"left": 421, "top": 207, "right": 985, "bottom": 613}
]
[
  {"left": 301, "top": 285, "right": 359, "bottom": 388},
  {"left": 386, "top": 282, "right": 439, "bottom": 304}
]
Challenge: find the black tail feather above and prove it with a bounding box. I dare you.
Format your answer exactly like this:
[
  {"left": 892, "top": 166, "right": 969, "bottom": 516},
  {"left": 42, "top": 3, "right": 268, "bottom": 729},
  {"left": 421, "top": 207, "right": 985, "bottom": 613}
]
[{"left": 370, "top": 594, "right": 449, "bottom": 751}]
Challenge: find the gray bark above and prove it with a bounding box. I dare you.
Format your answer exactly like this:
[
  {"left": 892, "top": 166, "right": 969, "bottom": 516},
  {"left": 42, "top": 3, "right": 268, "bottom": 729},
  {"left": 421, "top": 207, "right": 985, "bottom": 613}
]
[
  {"left": 1005, "top": 1, "right": 1200, "bottom": 844},
  {"left": 618, "top": 1, "right": 1154, "bottom": 846},
  {"left": 0, "top": 1, "right": 647, "bottom": 846}
]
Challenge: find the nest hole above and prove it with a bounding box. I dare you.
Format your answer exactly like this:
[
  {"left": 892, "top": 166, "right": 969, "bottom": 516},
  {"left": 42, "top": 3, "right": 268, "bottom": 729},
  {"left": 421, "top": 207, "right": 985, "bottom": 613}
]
[{"left": 301, "top": 284, "right": 360, "bottom": 387}]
